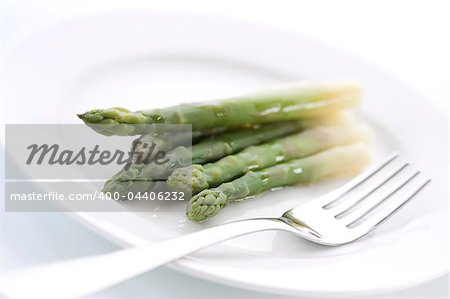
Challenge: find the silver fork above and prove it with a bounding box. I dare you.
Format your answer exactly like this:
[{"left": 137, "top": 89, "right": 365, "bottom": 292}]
[{"left": 0, "top": 153, "right": 430, "bottom": 299}]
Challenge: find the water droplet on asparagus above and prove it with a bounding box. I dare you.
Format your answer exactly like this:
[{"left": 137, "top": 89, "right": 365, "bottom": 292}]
[
  {"left": 248, "top": 164, "right": 259, "bottom": 170},
  {"left": 260, "top": 105, "right": 281, "bottom": 115},
  {"left": 260, "top": 173, "right": 270, "bottom": 185},
  {"left": 275, "top": 155, "right": 285, "bottom": 162},
  {"left": 237, "top": 195, "right": 256, "bottom": 201},
  {"left": 293, "top": 167, "right": 303, "bottom": 174}
]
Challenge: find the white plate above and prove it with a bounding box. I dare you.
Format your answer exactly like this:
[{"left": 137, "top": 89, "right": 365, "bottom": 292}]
[{"left": 0, "top": 12, "right": 447, "bottom": 297}]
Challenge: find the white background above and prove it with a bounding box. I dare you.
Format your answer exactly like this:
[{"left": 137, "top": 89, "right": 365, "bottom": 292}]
[{"left": 0, "top": 1, "right": 448, "bottom": 298}]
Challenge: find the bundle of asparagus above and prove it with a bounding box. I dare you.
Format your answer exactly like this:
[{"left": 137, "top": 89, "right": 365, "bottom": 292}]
[
  {"left": 103, "top": 117, "right": 334, "bottom": 194},
  {"left": 79, "top": 80, "right": 371, "bottom": 222}
]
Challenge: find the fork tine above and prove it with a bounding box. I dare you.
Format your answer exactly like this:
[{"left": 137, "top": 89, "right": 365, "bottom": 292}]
[
  {"left": 321, "top": 152, "right": 399, "bottom": 209},
  {"left": 333, "top": 162, "right": 409, "bottom": 218},
  {"left": 343, "top": 171, "right": 421, "bottom": 226},
  {"left": 347, "top": 176, "right": 430, "bottom": 229}
]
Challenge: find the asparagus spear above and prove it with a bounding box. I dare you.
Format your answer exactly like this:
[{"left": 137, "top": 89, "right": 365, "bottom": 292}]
[
  {"left": 190, "top": 116, "right": 341, "bottom": 164},
  {"left": 102, "top": 117, "right": 336, "bottom": 194},
  {"left": 187, "top": 143, "right": 371, "bottom": 222},
  {"left": 132, "top": 126, "right": 231, "bottom": 161},
  {"left": 168, "top": 122, "right": 370, "bottom": 193},
  {"left": 132, "top": 133, "right": 190, "bottom": 162},
  {"left": 78, "top": 81, "right": 361, "bottom": 136},
  {"left": 103, "top": 146, "right": 192, "bottom": 194},
  {"left": 191, "top": 127, "right": 230, "bottom": 142}
]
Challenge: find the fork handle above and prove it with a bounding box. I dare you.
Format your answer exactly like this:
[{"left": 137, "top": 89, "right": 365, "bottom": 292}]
[{"left": 0, "top": 218, "right": 287, "bottom": 299}]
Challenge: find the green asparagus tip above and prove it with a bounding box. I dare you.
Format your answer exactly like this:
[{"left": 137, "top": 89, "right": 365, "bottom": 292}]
[
  {"left": 187, "top": 189, "right": 228, "bottom": 222},
  {"left": 102, "top": 167, "right": 156, "bottom": 195},
  {"left": 167, "top": 165, "right": 209, "bottom": 193},
  {"left": 77, "top": 109, "right": 107, "bottom": 123},
  {"left": 78, "top": 108, "right": 151, "bottom": 135},
  {"left": 78, "top": 107, "right": 148, "bottom": 124}
]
